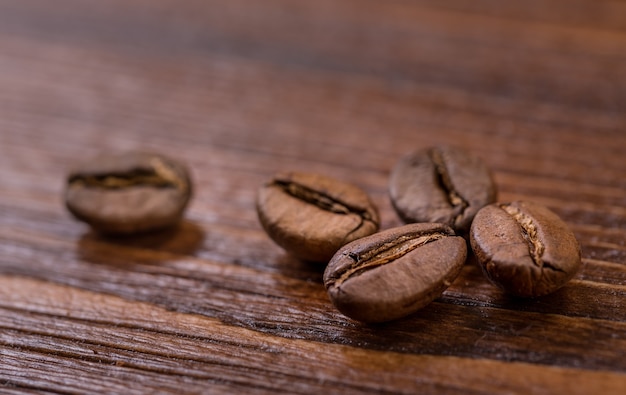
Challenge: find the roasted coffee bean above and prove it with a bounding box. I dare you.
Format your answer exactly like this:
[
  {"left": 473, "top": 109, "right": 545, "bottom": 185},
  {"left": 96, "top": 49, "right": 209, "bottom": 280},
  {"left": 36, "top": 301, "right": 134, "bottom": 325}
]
[
  {"left": 256, "top": 172, "right": 379, "bottom": 262},
  {"left": 65, "top": 151, "right": 192, "bottom": 234},
  {"left": 389, "top": 145, "right": 496, "bottom": 233},
  {"left": 323, "top": 223, "right": 466, "bottom": 323},
  {"left": 470, "top": 201, "right": 582, "bottom": 297}
]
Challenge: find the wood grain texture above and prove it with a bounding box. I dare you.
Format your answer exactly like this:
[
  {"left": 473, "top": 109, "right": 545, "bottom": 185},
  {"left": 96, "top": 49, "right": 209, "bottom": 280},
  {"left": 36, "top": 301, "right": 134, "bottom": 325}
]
[{"left": 0, "top": 0, "right": 625, "bottom": 393}]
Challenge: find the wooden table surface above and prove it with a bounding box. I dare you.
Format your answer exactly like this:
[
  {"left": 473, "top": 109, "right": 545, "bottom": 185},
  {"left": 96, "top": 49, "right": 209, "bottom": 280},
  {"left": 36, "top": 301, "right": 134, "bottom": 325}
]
[{"left": 1, "top": 1, "right": 625, "bottom": 393}]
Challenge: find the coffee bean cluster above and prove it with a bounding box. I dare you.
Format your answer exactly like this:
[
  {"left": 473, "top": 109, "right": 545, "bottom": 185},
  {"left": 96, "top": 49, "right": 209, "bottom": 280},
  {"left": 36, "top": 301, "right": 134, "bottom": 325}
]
[
  {"left": 256, "top": 145, "right": 582, "bottom": 323},
  {"left": 64, "top": 147, "right": 582, "bottom": 324}
]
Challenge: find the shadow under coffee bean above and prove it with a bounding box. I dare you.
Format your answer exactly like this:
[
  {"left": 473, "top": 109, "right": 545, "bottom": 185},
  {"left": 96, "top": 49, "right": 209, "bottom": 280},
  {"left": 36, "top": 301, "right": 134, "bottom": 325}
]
[
  {"left": 256, "top": 172, "right": 380, "bottom": 263},
  {"left": 389, "top": 145, "right": 497, "bottom": 234},
  {"left": 470, "top": 200, "right": 582, "bottom": 297},
  {"left": 323, "top": 223, "right": 467, "bottom": 323},
  {"left": 65, "top": 151, "right": 192, "bottom": 234}
]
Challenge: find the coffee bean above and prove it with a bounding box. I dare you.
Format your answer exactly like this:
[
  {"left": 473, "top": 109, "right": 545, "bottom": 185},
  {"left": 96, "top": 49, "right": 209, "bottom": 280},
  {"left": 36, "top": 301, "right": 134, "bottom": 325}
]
[
  {"left": 65, "top": 151, "right": 192, "bottom": 234},
  {"left": 323, "top": 223, "right": 467, "bottom": 323},
  {"left": 470, "top": 201, "right": 582, "bottom": 297},
  {"left": 256, "top": 172, "right": 379, "bottom": 262},
  {"left": 389, "top": 145, "right": 497, "bottom": 233}
]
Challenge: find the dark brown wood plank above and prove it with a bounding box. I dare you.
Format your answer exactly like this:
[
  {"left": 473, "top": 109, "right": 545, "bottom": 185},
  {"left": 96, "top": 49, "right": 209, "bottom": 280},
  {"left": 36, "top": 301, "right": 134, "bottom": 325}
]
[
  {"left": 1, "top": 0, "right": 625, "bottom": 393},
  {"left": 0, "top": 0, "right": 623, "bottom": 113},
  {"left": 1, "top": 223, "right": 625, "bottom": 373},
  {"left": 2, "top": 277, "right": 625, "bottom": 395}
]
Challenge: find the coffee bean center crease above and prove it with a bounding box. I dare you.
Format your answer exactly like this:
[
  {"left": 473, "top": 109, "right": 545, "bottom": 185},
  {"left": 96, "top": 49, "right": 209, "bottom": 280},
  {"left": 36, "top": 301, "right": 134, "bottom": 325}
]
[
  {"left": 70, "top": 159, "right": 183, "bottom": 190},
  {"left": 332, "top": 232, "right": 447, "bottom": 287},
  {"left": 500, "top": 204, "right": 547, "bottom": 267},
  {"left": 430, "top": 148, "right": 468, "bottom": 221},
  {"left": 276, "top": 180, "right": 373, "bottom": 221}
]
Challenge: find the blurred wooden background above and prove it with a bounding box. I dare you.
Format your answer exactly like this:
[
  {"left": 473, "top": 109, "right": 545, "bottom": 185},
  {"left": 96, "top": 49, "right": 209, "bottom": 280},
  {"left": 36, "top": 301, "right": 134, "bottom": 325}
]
[{"left": 1, "top": 0, "right": 625, "bottom": 393}]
